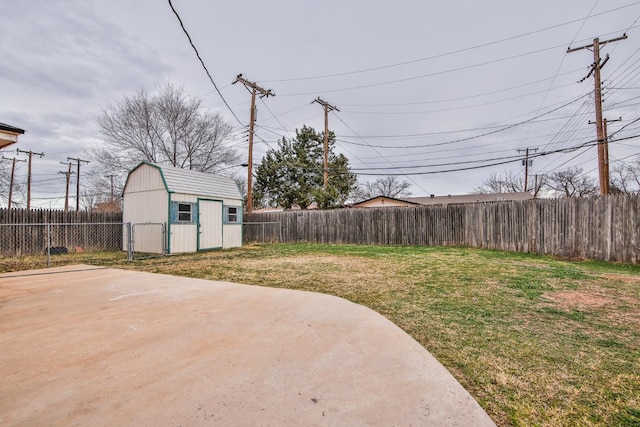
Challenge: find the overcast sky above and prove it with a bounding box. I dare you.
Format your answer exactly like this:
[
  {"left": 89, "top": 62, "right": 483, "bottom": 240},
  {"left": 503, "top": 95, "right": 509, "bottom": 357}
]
[{"left": 2, "top": 0, "right": 640, "bottom": 208}]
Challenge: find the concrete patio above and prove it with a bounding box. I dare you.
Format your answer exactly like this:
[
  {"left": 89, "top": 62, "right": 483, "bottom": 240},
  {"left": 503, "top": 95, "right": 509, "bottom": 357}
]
[{"left": 0, "top": 265, "right": 495, "bottom": 426}]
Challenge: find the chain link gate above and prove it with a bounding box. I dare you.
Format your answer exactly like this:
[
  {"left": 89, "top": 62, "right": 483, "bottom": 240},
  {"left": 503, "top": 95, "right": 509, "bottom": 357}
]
[{"left": 129, "top": 223, "right": 166, "bottom": 260}]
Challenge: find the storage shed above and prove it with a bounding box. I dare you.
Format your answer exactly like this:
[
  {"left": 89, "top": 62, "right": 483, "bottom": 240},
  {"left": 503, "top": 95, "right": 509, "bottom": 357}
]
[{"left": 122, "top": 162, "right": 243, "bottom": 254}]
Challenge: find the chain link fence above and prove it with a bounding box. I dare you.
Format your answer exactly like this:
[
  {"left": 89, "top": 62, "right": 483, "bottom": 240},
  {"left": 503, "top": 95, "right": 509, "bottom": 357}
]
[
  {"left": 130, "top": 223, "right": 166, "bottom": 259},
  {"left": 0, "top": 222, "right": 167, "bottom": 272}
]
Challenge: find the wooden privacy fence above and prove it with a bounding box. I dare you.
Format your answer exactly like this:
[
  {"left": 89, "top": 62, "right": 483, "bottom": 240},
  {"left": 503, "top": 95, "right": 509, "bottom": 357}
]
[
  {"left": 244, "top": 195, "right": 640, "bottom": 263},
  {"left": 0, "top": 208, "right": 122, "bottom": 225}
]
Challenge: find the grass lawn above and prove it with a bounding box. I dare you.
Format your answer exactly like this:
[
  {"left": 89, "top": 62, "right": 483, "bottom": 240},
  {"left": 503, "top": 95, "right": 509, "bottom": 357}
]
[{"left": 3, "top": 244, "right": 640, "bottom": 426}]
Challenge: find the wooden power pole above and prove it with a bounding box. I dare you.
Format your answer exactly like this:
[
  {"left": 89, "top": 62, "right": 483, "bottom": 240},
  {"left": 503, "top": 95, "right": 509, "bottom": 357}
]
[
  {"left": 312, "top": 97, "right": 339, "bottom": 188},
  {"left": 232, "top": 74, "right": 274, "bottom": 213},
  {"left": 589, "top": 117, "right": 622, "bottom": 195},
  {"left": 517, "top": 147, "right": 538, "bottom": 192},
  {"left": 568, "top": 34, "right": 627, "bottom": 195},
  {"left": 17, "top": 148, "right": 44, "bottom": 210},
  {"left": 59, "top": 162, "right": 75, "bottom": 212},
  {"left": 67, "top": 157, "right": 90, "bottom": 211},
  {"left": 2, "top": 156, "right": 26, "bottom": 210},
  {"left": 106, "top": 174, "right": 117, "bottom": 202}
]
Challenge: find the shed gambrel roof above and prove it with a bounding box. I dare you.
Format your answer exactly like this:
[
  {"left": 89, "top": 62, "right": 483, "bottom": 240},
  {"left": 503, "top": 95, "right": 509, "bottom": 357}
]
[{"left": 126, "top": 162, "right": 242, "bottom": 200}]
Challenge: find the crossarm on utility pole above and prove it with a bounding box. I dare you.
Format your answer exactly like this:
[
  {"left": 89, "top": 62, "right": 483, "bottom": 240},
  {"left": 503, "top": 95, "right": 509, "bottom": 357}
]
[
  {"left": 17, "top": 149, "right": 44, "bottom": 210},
  {"left": 67, "top": 157, "right": 90, "bottom": 211},
  {"left": 567, "top": 34, "right": 627, "bottom": 195},
  {"left": 232, "top": 74, "right": 274, "bottom": 214},
  {"left": 312, "top": 97, "right": 339, "bottom": 188}
]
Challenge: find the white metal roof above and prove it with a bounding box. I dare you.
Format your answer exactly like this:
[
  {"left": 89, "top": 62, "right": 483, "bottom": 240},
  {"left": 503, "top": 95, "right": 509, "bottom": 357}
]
[{"left": 136, "top": 162, "right": 242, "bottom": 200}]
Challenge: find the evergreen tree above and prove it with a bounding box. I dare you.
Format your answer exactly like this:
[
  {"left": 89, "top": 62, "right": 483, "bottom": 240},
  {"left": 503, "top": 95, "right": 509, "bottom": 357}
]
[{"left": 253, "top": 126, "right": 357, "bottom": 209}]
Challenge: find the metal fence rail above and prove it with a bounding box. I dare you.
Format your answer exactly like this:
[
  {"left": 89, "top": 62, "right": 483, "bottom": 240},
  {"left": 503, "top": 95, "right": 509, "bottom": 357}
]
[{"left": 130, "top": 223, "right": 166, "bottom": 259}]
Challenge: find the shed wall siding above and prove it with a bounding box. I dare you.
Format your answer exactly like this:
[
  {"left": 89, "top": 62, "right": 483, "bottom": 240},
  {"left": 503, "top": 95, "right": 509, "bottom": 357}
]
[
  {"left": 125, "top": 164, "right": 165, "bottom": 193},
  {"left": 223, "top": 224, "right": 242, "bottom": 248},
  {"left": 170, "top": 224, "right": 198, "bottom": 253},
  {"left": 123, "top": 189, "right": 167, "bottom": 224}
]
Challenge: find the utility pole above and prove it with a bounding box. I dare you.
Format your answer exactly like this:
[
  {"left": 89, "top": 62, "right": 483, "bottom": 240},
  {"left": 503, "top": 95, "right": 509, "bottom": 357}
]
[
  {"left": 59, "top": 162, "right": 75, "bottom": 212},
  {"left": 589, "top": 117, "right": 622, "bottom": 195},
  {"left": 312, "top": 97, "right": 339, "bottom": 188},
  {"left": 232, "top": 74, "right": 275, "bottom": 214},
  {"left": 568, "top": 34, "right": 627, "bottom": 195},
  {"left": 67, "top": 157, "right": 90, "bottom": 211},
  {"left": 2, "top": 156, "right": 26, "bottom": 210},
  {"left": 517, "top": 147, "right": 538, "bottom": 192},
  {"left": 106, "top": 174, "right": 117, "bottom": 202},
  {"left": 17, "top": 148, "right": 44, "bottom": 210}
]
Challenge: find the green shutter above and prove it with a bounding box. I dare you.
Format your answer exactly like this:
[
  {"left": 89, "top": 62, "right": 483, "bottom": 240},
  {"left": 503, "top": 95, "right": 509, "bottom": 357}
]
[{"left": 170, "top": 202, "right": 178, "bottom": 223}]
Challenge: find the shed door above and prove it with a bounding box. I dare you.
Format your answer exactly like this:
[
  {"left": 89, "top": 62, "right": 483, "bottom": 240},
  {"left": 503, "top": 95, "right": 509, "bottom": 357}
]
[{"left": 198, "top": 199, "right": 223, "bottom": 250}]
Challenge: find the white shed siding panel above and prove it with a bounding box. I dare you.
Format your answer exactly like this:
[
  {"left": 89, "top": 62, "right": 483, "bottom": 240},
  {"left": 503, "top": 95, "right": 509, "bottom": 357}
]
[
  {"left": 223, "top": 225, "right": 242, "bottom": 248},
  {"left": 170, "top": 224, "right": 197, "bottom": 253},
  {"left": 125, "top": 164, "right": 166, "bottom": 193},
  {"left": 123, "top": 189, "right": 167, "bottom": 224},
  {"left": 171, "top": 194, "right": 199, "bottom": 203}
]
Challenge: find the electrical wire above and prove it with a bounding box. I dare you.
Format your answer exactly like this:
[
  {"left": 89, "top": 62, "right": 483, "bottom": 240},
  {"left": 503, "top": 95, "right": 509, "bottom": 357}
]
[
  {"left": 278, "top": 44, "right": 570, "bottom": 97},
  {"left": 260, "top": 1, "right": 640, "bottom": 83},
  {"left": 167, "top": 0, "right": 244, "bottom": 126},
  {"left": 352, "top": 134, "right": 640, "bottom": 176}
]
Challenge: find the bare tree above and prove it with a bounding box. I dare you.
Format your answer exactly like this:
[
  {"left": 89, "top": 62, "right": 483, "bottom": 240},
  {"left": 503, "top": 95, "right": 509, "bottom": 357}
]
[
  {"left": 353, "top": 176, "right": 412, "bottom": 201},
  {"left": 473, "top": 170, "right": 547, "bottom": 197},
  {"left": 0, "top": 159, "right": 24, "bottom": 208},
  {"left": 610, "top": 159, "right": 640, "bottom": 194},
  {"left": 91, "top": 83, "right": 240, "bottom": 196},
  {"left": 231, "top": 173, "right": 247, "bottom": 207},
  {"left": 547, "top": 167, "right": 597, "bottom": 197}
]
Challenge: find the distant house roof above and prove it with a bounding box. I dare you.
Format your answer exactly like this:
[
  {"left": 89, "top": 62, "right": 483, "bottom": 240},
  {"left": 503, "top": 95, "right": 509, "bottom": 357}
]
[
  {"left": 402, "top": 192, "right": 534, "bottom": 205},
  {"left": 0, "top": 122, "right": 25, "bottom": 149},
  {"left": 126, "top": 161, "right": 242, "bottom": 200},
  {"left": 351, "top": 192, "right": 534, "bottom": 208},
  {"left": 351, "top": 196, "right": 419, "bottom": 208}
]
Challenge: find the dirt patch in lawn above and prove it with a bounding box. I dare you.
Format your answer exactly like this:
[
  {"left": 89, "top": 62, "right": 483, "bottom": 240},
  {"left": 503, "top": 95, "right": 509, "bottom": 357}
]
[
  {"left": 542, "top": 291, "right": 614, "bottom": 309},
  {"left": 598, "top": 272, "right": 640, "bottom": 284}
]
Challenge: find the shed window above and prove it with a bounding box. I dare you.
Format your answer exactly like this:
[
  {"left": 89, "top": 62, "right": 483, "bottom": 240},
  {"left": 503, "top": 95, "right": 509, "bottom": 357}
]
[
  {"left": 171, "top": 202, "right": 196, "bottom": 223},
  {"left": 178, "top": 203, "right": 192, "bottom": 222},
  {"left": 224, "top": 206, "right": 242, "bottom": 224}
]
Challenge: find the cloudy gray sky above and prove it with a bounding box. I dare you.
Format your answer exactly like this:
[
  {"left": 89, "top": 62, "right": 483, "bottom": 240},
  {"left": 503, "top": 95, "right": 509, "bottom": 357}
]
[{"left": 2, "top": 0, "right": 640, "bottom": 208}]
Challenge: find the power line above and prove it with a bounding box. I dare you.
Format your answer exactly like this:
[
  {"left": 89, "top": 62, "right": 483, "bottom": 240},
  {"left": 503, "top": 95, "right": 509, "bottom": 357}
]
[
  {"left": 260, "top": 1, "right": 640, "bottom": 83},
  {"left": 333, "top": 113, "right": 430, "bottom": 194},
  {"left": 342, "top": 95, "right": 591, "bottom": 150},
  {"left": 278, "top": 44, "right": 569, "bottom": 96},
  {"left": 339, "top": 82, "right": 579, "bottom": 115},
  {"left": 167, "top": 0, "right": 244, "bottom": 126},
  {"left": 352, "top": 133, "right": 640, "bottom": 176},
  {"left": 339, "top": 68, "right": 582, "bottom": 108}
]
